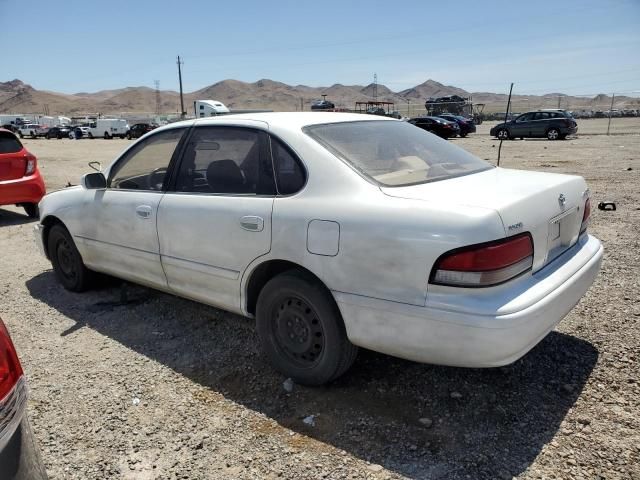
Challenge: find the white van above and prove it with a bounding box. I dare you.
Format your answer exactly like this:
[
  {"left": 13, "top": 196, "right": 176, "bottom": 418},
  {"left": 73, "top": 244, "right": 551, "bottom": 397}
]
[
  {"left": 194, "top": 100, "right": 230, "bottom": 117},
  {"left": 88, "top": 119, "right": 130, "bottom": 139}
]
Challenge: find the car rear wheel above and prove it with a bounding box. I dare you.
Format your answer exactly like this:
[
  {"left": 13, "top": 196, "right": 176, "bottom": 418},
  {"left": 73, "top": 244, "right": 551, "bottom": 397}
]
[
  {"left": 547, "top": 128, "right": 560, "bottom": 140},
  {"left": 497, "top": 128, "right": 510, "bottom": 140},
  {"left": 48, "top": 224, "right": 94, "bottom": 292},
  {"left": 256, "top": 270, "right": 358, "bottom": 385},
  {"left": 104, "top": 132, "right": 111, "bottom": 139},
  {"left": 22, "top": 203, "right": 39, "bottom": 218},
  {"left": 46, "top": 133, "right": 51, "bottom": 140},
  {"left": 126, "top": 132, "right": 132, "bottom": 140}
]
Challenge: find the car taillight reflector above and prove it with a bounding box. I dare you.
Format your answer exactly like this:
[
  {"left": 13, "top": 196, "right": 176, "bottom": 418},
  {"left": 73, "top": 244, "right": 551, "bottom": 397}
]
[
  {"left": 0, "top": 320, "right": 23, "bottom": 402},
  {"left": 580, "top": 198, "right": 591, "bottom": 234},
  {"left": 25, "top": 153, "right": 36, "bottom": 175},
  {"left": 431, "top": 233, "right": 534, "bottom": 287}
]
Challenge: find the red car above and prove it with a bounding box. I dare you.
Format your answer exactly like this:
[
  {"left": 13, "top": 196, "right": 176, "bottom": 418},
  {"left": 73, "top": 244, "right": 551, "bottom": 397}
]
[{"left": 0, "top": 129, "right": 45, "bottom": 218}]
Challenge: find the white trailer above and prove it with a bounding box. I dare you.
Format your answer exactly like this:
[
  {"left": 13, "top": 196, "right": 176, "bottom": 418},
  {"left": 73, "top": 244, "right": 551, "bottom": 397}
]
[
  {"left": 38, "top": 116, "right": 72, "bottom": 128},
  {"left": 88, "top": 118, "right": 130, "bottom": 139},
  {"left": 194, "top": 100, "right": 230, "bottom": 117}
]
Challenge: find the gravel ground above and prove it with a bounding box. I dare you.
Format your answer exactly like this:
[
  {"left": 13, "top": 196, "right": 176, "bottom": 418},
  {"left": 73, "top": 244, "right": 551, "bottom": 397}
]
[{"left": 1, "top": 121, "right": 639, "bottom": 479}]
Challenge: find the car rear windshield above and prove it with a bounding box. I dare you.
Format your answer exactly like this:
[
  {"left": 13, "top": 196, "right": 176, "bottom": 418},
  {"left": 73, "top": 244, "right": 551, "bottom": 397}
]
[
  {"left": 0, "top": 131, "right": 23, "bottom": 154},
  {"left": 304, "top": 120, "right": 492, "bottom": 186}
]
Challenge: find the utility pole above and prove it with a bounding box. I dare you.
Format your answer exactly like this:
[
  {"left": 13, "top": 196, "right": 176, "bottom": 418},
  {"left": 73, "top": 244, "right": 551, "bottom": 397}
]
[
  {"left": 557, "top": 96, "right": 561, "bottom": 109},
  {"left": 606, "top": 93, "right": 615, "bottom": 136},
  {"left": 300, "top": 97, "right": 303, "bottom": 111},
  {"left": 373, "top": 73, "right": 378, "bottom": 102},
  {"left": 177, "top": 56, "right": 186, "bottom": 119},
  {"left": 154, "top": 80, "right": 161, "bottom": 116}
]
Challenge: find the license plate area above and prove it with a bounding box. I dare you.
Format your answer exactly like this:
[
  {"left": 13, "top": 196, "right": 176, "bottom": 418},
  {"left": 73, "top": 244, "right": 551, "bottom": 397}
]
[{"left": 546, "top": 207, "right": 579, "bottom": 264}]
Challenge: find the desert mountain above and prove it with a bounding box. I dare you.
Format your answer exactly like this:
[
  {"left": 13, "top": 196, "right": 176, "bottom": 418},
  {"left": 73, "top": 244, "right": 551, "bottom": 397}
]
[{"left": 0, "top": 78, "right": 637, "bottom": 116}]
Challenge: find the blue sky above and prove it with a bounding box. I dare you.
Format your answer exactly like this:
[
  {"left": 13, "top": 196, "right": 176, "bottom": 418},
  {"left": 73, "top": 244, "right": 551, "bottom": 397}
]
[{"left": 1, "top": 0, "right": 639, "bottom": 96}]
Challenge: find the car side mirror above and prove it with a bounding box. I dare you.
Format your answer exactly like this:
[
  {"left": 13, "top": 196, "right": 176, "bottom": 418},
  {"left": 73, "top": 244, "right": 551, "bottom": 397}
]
[{"left": 81, "top": 172, "right": 106, "bottom": 189}]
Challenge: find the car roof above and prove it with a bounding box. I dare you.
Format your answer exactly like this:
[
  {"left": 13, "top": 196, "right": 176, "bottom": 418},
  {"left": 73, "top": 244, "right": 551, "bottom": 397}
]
[{"left": 158, "top": 112, "right": 395, "bottom": 132}]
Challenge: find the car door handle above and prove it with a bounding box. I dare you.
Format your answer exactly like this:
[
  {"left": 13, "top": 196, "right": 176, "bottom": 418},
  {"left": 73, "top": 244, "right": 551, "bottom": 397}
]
[
  {"left": 135, "top": 205, "right": 153, "bottom": 219},
  {"left": 240, "top": 216, "right": 264, "bottom": 232}
]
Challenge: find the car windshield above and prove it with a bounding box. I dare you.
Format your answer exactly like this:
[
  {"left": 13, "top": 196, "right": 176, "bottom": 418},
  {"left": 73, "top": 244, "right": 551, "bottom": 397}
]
[{"left": 304, "top": 120, "right": 492, "bottom": 186}]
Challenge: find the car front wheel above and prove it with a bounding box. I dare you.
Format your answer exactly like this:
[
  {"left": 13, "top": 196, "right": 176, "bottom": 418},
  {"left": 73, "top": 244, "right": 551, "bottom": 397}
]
[
  {"left": 547, "top": 128, "right": 560, "bottom": 140},
  {"left": 256, "top": 271, "right": 358, "bottom": 385},
  {"left": 48, "top": 224, "right": 94, "bottom": 292}
]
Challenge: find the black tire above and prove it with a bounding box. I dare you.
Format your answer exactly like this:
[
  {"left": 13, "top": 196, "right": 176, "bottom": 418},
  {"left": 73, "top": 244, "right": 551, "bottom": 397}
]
[
  {"left": 23, "top": 203, "right": 39, "bottom": 218},
  {"left": 104, "top": 132, "right": 110, "bottom": 139},
  {"left": 46, "top": 133, "right": 51, "bottom": 140},
  {"left": 31, "top": 131, "right": 37, "bottom": 138},
  {"left": 47, "top": 224, "right": 94, "bottom": 292},
  {"left": 460, "top": 133, "right": 468, "bottom": 138},
  {"left": 547, "top": 128, "right": 560, "bottom": 140},
  {"left": 57, "top": 134, "right": 63, "bottom": 139},
  {"left": 18, "top": 132, "right": 24, "bottom": 138},
  {"left": 126, "top": 132, "right": 132, "bottom": 140},
  {"left": 497, "top": 128, "right": 510, "bottom": 140},
  {"left": 256, "top": 270, "right": 358, "bottom": 385}
]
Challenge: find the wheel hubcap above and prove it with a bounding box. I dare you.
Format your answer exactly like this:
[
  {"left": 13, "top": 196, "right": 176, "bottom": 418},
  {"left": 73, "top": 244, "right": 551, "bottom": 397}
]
[
  {"left": 549, "top": 130, "right": 558, "bottom": 139},
  {"left": 273, "top": 296, "right": 324, "bottom": 367}
]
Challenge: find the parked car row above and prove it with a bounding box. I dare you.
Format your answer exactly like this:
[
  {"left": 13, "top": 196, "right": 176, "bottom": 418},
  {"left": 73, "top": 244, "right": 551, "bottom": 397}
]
[{"left": 9, "top": 122, "right": 158, "bottom": 141}]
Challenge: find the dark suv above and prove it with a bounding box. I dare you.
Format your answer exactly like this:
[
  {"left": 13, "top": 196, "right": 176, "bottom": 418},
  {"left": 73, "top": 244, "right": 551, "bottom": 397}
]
[
  {"left": 127, "top": 123, "right": 157, "bottom": 140},
  {"left": 490, "top": 110, "right": 577, "bottom": 140}
]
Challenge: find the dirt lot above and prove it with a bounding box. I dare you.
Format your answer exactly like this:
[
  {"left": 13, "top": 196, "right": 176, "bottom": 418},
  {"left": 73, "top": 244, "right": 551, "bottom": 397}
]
[{"left": 1, "top": 121, "right": 639, "bottom": 479}]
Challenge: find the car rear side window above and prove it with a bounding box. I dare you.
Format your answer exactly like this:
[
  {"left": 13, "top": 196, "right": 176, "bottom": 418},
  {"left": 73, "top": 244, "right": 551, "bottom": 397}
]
[
  {"left": 109, "top": 128, "right": 184, "bottom": 190},
  {"left": 0, "top": 131, "right": 23, "bottom": 154},
  {"left": 174, "top": 127, "right": 275, "bottom": 195},
  {"left": 305, "top": 120, "right": 491, "bottom": 187},
  {"left": 270, "top": 137, "right": 306, "bottom": 195}
]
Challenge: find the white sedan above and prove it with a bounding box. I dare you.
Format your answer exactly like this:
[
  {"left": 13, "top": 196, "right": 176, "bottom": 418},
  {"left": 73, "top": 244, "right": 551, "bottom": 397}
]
[{"left": 34, "top": 113, "right": 603, "bottom": 385}]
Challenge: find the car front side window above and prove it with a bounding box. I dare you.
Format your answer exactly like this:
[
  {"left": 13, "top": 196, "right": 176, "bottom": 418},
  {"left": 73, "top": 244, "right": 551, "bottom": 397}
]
[{"left": 109, "top": 128, "right": 184, "bottom": 191}]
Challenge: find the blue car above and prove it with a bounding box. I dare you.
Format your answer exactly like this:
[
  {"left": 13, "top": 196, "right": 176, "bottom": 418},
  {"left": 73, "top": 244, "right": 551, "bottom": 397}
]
[{"left": 437, "top": 114, "right": 477, "bottom": 137}]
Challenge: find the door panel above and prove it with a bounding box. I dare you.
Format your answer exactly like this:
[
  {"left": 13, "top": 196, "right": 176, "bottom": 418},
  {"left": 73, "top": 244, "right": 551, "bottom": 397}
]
[
  {"left": 157, "top": 125, "right": 275, "bottom": 312},
  {"left": 77, "top": 127, "right": 186, "bottom": 287},
  {"left": 157, "top": 194, "right": 273, "bottom": 311},
  {"left": 78, "top": 190, "right": 167, "bottom": 287}
]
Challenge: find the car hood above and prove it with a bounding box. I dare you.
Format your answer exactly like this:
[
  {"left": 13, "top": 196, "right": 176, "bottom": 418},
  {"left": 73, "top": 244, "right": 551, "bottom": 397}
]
[{"left": 381, "top": 167, "right": 588, "bottom": 272}]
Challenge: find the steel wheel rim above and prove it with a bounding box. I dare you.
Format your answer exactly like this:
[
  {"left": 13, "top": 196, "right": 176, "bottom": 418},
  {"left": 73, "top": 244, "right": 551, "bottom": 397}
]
[
  {"left": 548, "top": 129, "right": 558, "bottom": 139},
  {"left": 498, "top": 130, "right": 508, "bottom": 139},
  {"left": 57, "top": 239, "right": 77, "bottom": 280},
  {"left": 272, "top": 295, "right": 325, "bottom": 368}
]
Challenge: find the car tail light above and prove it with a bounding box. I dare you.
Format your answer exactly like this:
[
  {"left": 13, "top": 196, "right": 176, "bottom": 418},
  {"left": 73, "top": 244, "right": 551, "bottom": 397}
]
[
  {"left": 0, "top": 320, "right": 23, "bottom": 401},
  {"left": 580, "top": 198, "right": 591, "bottom": 234},
  {"left": 430, "top": 233, "right": 534, "bottom": 287},
  {"left": 0, "top": 318, "right": 27, "bottom": 450},
  {"left": 25, "top": 153, "right": 37, "bottom": 175}
]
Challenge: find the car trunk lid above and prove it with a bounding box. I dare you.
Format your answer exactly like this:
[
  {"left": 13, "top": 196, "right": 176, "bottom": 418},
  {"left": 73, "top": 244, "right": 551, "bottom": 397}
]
[
  {"left": 381, "top": 167, "right": 588, "bottom": 272},
  {"left": 0, "top": 132, "right": 27, "bottom": 181}
]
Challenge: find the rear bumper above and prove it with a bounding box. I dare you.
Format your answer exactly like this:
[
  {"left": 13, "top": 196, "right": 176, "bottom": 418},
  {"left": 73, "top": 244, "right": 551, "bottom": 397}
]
[
  {"left": 0, "top": 172, "right": 45, "bottom": 206},
  {"left": 335, "top": 234, "right": 603, "bottom": 367},
  {"left": 0, "top": 414, "right": 48, "bottom": 480}
]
